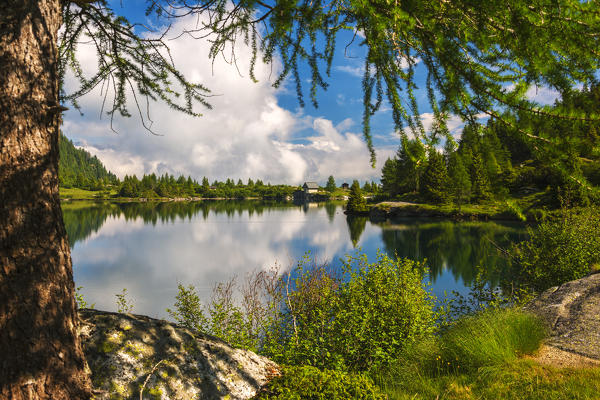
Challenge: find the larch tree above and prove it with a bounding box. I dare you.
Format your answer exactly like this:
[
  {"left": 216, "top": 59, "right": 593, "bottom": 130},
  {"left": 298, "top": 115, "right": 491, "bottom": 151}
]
[
  {"left": 1, "top": 0, "right": 600, "bottom": 398},
  {"left": 325, "top": 175, "right": 337, "bottom": 192}
]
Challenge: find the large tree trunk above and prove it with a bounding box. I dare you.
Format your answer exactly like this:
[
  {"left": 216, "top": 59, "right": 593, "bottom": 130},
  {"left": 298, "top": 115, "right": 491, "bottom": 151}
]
[{"left": 0, "top": 1, "right": 92, "bottom": 399}]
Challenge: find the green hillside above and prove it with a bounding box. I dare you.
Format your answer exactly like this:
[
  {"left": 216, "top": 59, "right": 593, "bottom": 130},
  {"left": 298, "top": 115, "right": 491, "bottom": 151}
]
[{"left": 59, "top": 133, "right": 119, "bottom": 190}]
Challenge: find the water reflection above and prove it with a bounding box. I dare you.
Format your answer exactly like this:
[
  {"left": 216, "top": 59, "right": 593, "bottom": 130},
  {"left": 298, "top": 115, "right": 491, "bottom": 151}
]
[
  {"left": 62, "top": 201, "right": 526, "bottom": 318},
  {"left": 377, "top": 219, "right": 527, "bottom": 288},
  {"left": 346, "top": 216, "right": 368, "bottom": 248}
]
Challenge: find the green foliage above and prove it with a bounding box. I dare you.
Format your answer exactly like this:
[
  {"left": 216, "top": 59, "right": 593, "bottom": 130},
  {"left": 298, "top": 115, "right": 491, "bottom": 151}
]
[
  {"left": 438, "top": 309, "right": 545, "bottom": 373},
  {"left": 255, "top": 365, "right": 386, "bottom": 400},
  {"left": 346, "top": 180, "right": 368, "bottom": 213},
  {"left": 116, "top": 173, "right": 296, "bottom": 199},
  {"left": 115, "top": 289, "right": 134, "bottom": 313},
  {"left": 75, "top": 286, "right": 95, "bottom": 309},
  {"left": 420, "top": 150, "right": 450, "bottom": 204},
  {"left": 264, "top": 253, "right": 437, "bottom": 372},
  {"left": 167, "top": 268, "right": 282, "bottom": 352},
  {"left": 511, "top": 207, "right": 600, "bottom": 292},
  {"left": 167, "top": 252, "right": 435, "bottom": 373},
  {"left": 396, "top": 139, "right": 427, "bottom": 194},
  {"left": 470, "top": 152, "right": 493, "bottom": 203},
  {"left": 59, "top": 133, "right": 119, "bottom": 190},
  {"left": 60, "top": 0, "right": 600, "bottom": 171},
  {"left": 447, "top": 152, "right": 471, "bottom": 209},
  {"left": 380, "top": 158, "right": 398, "bottom": 195},
  {"left": 375, "top": 308, "right": 547, "bottom": 398},
  {"left": 325, "top": 176, "right": 337, "bottom": 193},
  {"left": 166, "top": 284, "right": 207, "bottom": 332}
]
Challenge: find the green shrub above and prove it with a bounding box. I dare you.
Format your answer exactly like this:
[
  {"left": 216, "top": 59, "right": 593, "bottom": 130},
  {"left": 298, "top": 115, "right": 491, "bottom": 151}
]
[
  {"left": 255, "top": 365, "right": 386, "bottom": 400},
  {"left": 169, "top": 252, "right": 436, "bottom": 372},
  {"left": 166, "top": 284, "right": 207, "bottom": 332},
  {"left": 264, "top": 252, "right": 437, "bottom": 372},
  {"left": 512, "top": 207, "right": 600, "bottom": 291},
  {"left": 167, "top": 269, "right": 282, "bottom": 352}
]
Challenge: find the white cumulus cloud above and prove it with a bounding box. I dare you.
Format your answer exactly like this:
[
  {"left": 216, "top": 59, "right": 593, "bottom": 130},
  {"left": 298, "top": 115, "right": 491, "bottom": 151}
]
[{"left": 62, "top": 16, "right": 391, "bottom": 185}]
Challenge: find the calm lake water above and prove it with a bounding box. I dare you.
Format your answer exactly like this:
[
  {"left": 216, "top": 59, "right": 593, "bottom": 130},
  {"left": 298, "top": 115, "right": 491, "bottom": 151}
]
[{"left": 62, "top": 200, "right": 527, "bottom": 319}]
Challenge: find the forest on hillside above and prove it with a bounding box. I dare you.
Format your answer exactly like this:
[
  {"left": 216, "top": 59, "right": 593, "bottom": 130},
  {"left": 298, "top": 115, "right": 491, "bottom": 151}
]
[
  {"left": 59, "top": 134, "right": 119, "bottom": 189},
  {"left": 379, "top": 84, "right": 600, "bottom": 208}
]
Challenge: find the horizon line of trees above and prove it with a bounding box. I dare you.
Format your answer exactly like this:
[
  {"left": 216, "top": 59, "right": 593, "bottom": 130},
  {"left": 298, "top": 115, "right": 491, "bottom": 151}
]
[
  {"left": 59, "top": 136, "right": 384, "bottom": 199},
  {"left": 118, "top": 174, "right": 298, "bottom": 199}
]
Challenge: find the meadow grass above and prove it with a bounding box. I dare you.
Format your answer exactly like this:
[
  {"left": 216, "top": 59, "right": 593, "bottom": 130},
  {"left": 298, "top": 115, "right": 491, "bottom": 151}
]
[
  {"left": 60, "top": 187, "right": 117, "bottom": 200},
  {"left": 374, "top": 308, "right": 600, "bottom": 400}
]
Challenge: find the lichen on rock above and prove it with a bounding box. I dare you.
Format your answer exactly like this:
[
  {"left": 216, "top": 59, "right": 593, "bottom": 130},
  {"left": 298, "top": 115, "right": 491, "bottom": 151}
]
[
  {"left": 525, "top": 272, "right": 600, "bottom": 361},
  {"left": 78, "top": 309, "right": 279, "bottom": 400}
]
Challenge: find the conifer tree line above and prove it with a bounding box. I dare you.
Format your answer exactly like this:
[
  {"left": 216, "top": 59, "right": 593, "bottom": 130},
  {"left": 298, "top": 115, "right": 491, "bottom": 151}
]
[
  {"left": 58, "top": 133, "right": 119, "bottom": 190},
  {"left": 59, "top": 137, "right": 382, "bottom": 199},
  {"left": 325, "top": 175, "right": 380, "bottom": 194},
  {"left": 59, "top": 133, "right": 295, "bottom": 198},
  {"left": 118, "top": 174, "right": 296, "bottom": 199},
  {"left": 380, "top": 85, "right": 600, "bottom": 207}
]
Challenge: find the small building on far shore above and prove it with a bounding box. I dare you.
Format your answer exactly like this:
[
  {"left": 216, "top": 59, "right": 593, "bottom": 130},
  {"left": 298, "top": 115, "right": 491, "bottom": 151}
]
[
  {"left": 302, "top": 182, "right": 319, "bottom": 194},
  {"left": 341, "top": 182, "right": 349, "bottom": 190}
]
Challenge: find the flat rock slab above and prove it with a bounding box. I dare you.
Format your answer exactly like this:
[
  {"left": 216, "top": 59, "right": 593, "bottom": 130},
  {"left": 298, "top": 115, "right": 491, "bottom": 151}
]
[
  {"left": 525, "top": 273, "right": 600, "bottom": 360},
  {"left": 78, "top": 309, "right": 278, "bottom": 400}
]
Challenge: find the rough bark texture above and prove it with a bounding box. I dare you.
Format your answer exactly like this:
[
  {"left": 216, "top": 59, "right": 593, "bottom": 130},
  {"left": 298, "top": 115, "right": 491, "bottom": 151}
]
[{"left": 0, "top": 1, "right": 92, "bottom": 399}]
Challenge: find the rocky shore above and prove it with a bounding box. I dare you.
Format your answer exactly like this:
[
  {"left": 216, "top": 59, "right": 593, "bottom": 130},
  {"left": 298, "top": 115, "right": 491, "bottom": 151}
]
[
  {"left": 78, "top": 309, "right": 278, "bottom": 400},
  {"left": 525, "top": 272, "right": 600, "bottom": 362}
]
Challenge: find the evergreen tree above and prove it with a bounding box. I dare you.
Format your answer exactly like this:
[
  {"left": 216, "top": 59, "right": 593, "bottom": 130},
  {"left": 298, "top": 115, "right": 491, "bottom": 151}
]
[
  {"left": 58, "top": 133, "right": 119, "bottom": 189},
  {"left": 346, "top": 180, "right": 368, "bottom": 213},
  {"left": 371, "top": 181, "right": 379, "bottom": 194},
  {"left": 325, "top": 175, "right": 336, "bottom": 192},
  {"left": 471, "top": 152, "right": 493, "bottom": 202},
  {"left": 448, "top": 152, "right": 472, "bottom": 209},
  {"left": 421, "top": 150, "right": 450, "bottom": 204},
  {"left": 396, "top": 138, "right": 427, "bottom": 194},
  {"left": 381, "top": 158, "right": 398, "bottom": 195}
]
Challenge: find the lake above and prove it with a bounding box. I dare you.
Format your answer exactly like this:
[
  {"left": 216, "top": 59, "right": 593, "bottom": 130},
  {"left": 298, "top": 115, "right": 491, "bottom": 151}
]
[{"left": 62, "top": 200, "right": 527, "bottom": 319}]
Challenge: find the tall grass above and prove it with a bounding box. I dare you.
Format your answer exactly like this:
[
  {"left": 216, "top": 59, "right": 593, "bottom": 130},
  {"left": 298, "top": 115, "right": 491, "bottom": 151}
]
[
  {"left": 375, "top": 308, "right": 547, "bottom": 398},
  {"left": 441, "top": 308, "right": 545, "bottom": 372}
]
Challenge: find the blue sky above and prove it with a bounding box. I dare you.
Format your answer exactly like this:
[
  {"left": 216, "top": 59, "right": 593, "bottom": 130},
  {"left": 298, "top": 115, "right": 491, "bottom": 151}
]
[{"left": 61, "top": 1, "right": 560, "bottom": 185}]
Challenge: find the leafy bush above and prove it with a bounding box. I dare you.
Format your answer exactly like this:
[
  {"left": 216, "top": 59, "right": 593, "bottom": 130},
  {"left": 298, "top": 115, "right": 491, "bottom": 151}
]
[
  {"left": 264, "top": 252, "right": 437, "bottom": 372},
  {"left": 255, "top": 365, "right": 386, "bottom": 400},
  {"left": 166, "top": 284, "right": 207, "bottom": 332},
  {"left": 115, "top": 288, "right": 134, "bottom": 313},
  {"left": 167, "top": 268, "right": 282, "bottom": 352},
  {"left": 168, "top": 252, "right": 436, "bottom": 372},
  {"left": 511, "top": 207, "right": 600, "bottom": 291}
]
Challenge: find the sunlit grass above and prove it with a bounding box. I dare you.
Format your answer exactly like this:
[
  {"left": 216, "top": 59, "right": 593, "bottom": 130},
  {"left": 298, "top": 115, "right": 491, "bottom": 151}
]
[
  {"left": 60, "top": 187, "right": 117, "bottom": 200},
  {"left": 372, "top": 308, "right": 600, "bottom": 400}
]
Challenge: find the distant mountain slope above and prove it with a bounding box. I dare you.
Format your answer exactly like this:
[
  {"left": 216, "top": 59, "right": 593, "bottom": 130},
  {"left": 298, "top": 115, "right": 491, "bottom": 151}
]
[{"left": 59, "top": 133, "right": 119, "bottom": 189}]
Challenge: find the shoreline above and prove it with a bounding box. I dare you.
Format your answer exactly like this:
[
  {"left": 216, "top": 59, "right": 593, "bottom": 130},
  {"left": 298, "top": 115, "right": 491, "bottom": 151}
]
[{"left": 344, "top": 201, "right": 548, "bottom": 223}]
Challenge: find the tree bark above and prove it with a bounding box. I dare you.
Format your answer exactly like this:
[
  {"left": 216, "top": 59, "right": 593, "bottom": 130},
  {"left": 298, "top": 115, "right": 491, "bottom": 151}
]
[{"left": 0, "top": 1, "right": 92, "bottom": 399}]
